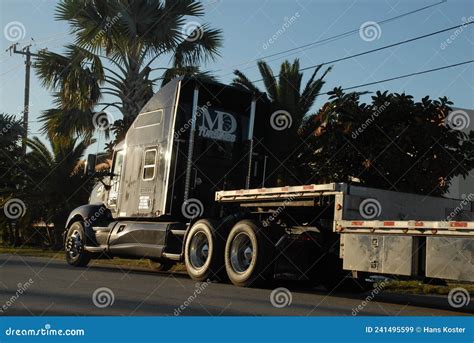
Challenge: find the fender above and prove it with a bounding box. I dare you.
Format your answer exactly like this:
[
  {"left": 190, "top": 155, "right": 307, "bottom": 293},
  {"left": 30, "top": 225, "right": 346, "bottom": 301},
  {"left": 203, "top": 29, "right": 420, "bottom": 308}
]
[{"left": 65, "top": 204, "right": 113, "bottom": 246}]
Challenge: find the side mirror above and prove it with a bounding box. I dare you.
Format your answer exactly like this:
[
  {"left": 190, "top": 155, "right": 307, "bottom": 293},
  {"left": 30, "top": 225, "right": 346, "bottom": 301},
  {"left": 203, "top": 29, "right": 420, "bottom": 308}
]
[{"left": 85, "top": 154, "right": 97, "bottom": 176}]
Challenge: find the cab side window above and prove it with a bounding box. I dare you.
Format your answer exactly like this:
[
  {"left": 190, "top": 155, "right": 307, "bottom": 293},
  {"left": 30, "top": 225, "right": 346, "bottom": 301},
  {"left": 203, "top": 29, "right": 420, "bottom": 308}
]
[{"left": 143, "top": 149, "right": 157, "bottom": 180}]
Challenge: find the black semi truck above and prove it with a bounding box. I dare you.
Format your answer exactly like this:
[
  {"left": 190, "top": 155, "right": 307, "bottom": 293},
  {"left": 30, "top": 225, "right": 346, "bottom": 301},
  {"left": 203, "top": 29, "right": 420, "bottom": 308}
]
[{"left": 64, "top": 77, "right": 474, "bottom": 288}]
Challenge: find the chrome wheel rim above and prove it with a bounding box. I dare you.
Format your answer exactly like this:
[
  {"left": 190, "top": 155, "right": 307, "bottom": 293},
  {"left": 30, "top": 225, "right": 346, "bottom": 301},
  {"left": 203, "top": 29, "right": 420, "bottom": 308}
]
[
  {"left": 66, "top": 229, "right": 83, "bottom": 259},
  {"left": 230, "top": 232, "right": 253, "bottom": 273},
  {"left": 189, "top": 231, "right": 209, "bottom": 269}
]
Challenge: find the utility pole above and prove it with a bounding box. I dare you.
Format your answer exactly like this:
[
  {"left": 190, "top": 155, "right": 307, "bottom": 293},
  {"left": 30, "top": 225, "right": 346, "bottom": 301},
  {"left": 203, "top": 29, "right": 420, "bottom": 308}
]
[{"left": 8, "top": 43, "right": 39, "bottom": 155}]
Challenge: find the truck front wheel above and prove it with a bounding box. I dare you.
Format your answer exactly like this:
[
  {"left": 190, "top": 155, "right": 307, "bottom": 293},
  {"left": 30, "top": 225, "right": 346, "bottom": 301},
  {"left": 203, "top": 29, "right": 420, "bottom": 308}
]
[
  {"left": 225, "top": 220, "right": 274, "bottom": 287},
  {"left": 184, "top": 219, "right": 226, "bottom": 282},
  {"left": 65, "top": 221, "right": 91, "bottom": 267}
]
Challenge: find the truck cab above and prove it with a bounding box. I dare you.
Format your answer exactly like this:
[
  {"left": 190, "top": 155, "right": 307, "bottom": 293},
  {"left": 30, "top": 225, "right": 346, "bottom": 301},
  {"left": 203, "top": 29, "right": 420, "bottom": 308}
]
[{"left": 64, "top": 77, "right": 271, "bottom": 277}]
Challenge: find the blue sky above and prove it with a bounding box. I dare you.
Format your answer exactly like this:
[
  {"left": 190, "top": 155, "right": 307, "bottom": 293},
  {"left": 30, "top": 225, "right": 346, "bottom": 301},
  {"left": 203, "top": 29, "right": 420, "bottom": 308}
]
[{"left": 1, "top": 0, "right": 473, "bottom": 152}]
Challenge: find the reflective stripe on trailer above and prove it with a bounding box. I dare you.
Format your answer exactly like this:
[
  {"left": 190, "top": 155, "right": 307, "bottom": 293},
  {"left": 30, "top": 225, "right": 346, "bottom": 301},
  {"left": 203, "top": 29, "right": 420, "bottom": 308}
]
[
  {"left": 335, "top": 220, "right": 474, "bottom": 236},
  {"left": 338, "top": 220, "right": 474, "bottom": 229}
]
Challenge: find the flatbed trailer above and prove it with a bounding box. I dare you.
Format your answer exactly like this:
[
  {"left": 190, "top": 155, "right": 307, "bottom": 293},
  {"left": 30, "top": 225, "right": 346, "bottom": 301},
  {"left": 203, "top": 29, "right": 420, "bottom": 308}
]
[
  {"left": 63, "top": 77, "right": 473, "bottom": 290},
  {"left": 216, "top": 183, "right": 474, "bottom": 284}
]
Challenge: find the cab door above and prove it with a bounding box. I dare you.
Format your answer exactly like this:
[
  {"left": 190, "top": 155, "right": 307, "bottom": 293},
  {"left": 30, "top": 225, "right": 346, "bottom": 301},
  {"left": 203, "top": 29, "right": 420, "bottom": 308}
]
[
  {"left": 108, "top": 149, "right": 124, "bottom": 216},
  {"left": 137, "top": 146, "right": 160, "bottom": 215}
]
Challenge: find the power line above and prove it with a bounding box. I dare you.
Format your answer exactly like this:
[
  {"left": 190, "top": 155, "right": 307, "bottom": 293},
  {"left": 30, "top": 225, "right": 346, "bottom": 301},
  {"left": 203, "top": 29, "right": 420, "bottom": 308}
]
[
  {"left": 212, "top": 0, "right": 446, "bottom": 77},
  {"left": 261, "top": 1, "right": 447, "bottom": 65},
  {"left": 11, "top": 31, "right": 69, "bottom": 47},
  {"left": 0, "top": 32, "right": 69, "bottom": 62},
  {"left": 0, "top": 62, "right": 24, "bottom": 77},
  {"left": 264, "top": 0, "right": 447, "bottom": 62},
  {"left": 315, "top": 60, "right": 474, "bottom": 96},
  {"left": 249, "top": 21, "right": 473, "bottom": 83}
]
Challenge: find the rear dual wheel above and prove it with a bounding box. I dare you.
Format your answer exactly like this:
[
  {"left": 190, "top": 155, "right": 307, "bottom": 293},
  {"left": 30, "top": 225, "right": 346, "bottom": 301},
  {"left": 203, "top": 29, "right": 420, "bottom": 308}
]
[
  {"left": 184, "top": 219, "right": 275, "bottom": 287},
  {"left": 224, "top": 220, "right": 274, "bottom": 287}
]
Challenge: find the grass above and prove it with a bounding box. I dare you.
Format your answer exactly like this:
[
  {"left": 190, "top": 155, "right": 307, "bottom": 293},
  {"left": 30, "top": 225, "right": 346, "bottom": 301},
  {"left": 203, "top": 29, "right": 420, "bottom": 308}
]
[
  {"left": 0, "top": 246, "right": 184, "bottom": 271},
  {"left": 382, "top": 280, "right": 474, "bottom": 296}
]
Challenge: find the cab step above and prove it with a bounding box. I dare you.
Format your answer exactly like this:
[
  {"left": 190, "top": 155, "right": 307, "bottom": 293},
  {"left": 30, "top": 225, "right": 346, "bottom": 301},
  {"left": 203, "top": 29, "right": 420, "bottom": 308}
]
[{"left": 162, "top": 253, "right": 181, "bottom": 261}]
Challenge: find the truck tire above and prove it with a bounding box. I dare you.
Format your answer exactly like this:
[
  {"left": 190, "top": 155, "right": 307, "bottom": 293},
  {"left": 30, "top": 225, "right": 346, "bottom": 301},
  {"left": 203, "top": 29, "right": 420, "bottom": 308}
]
[
  {"left": 184, "top": 219, "right": 226, "bottom": 282},
  {"left": 225, "top": 220, "right": 274, "bottom": 287},
  {"left": 65, "top": 221, "right": 91, "bottom": 267}
]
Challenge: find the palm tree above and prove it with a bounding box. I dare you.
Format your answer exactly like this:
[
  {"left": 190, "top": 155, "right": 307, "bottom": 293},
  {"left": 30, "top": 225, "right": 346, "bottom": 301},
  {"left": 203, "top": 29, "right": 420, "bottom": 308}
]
[
  {"left": 0, "top": 114, "right": 24, "bottom": 193},
  {"left": 35, "top": 0, "right": 222, "bottom": 141},
  {"left": 233, "top": 59, "right": 331, "bottom": 129},
  {"left": 21, "top": 134, "right": 93, "bottom": 249},
  {"left": 232, "top": 59, "right": 331, "bottom": 185},
  {"left": 0, "top": 114, "right": 24, "bottom": 245}
]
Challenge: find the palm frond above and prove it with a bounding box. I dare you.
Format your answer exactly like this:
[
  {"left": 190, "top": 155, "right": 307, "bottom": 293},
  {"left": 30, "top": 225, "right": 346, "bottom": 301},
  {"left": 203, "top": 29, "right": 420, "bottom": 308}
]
[
  {"left": 39, "top": 107, "right": 95, "bottom": 138},
  {"left": 300, "top": 66, "right": 332, "bottom": 115},
  {"left": 34, "top": 45, "right": 104, "bottom": 111},
  {"left": 173, "top": 24, "right": 222, "bottom": 67},
  {"left": 257, "top": 61, "right": 278, "bottom": 102},
  {"left": 160, "top": 66, "right": 217, "bottom": 86},
  {"left": 231, "top": 70, "right": 261, "bottom": 94}
]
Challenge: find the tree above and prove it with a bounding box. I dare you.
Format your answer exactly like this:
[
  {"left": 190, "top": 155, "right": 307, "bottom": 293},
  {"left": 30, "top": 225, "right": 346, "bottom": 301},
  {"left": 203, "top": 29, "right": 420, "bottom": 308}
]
[
  {"left": 298, "top": 88, "right": 474, "bottom": 195},
  {"left": 0, "top": 114, "right": 24, "bottom": 192},
  {"left": 19, "top": 134, "right": 94, "bottom": 249},
  {"left": 35, "top": 0, "right": 222, "bottom": 142},
  {"left": 232, "top": 59, "right": 331, "bottom": 185},
  {"left": 0, "top": 114, "right": 24, "bottom": 245}
]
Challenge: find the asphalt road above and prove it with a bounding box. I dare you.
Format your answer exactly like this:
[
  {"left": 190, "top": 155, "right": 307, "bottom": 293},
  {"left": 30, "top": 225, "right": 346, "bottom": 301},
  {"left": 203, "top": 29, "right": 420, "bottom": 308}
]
[{"left": 0, "top": 254, "right": 471, "bottom": 316}]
